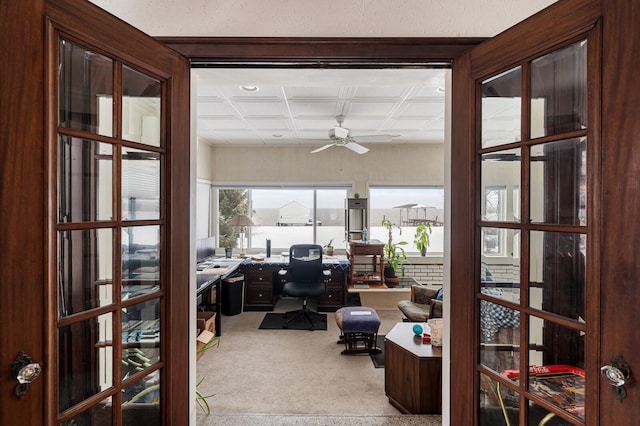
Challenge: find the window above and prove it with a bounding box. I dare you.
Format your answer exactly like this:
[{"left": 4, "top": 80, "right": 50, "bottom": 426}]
[
  {"left": 369, "top": 187, "right": 445, "bottom": 254},
  {"left": 214, "top": 187, "right": 348, "bottom": 252},
  {"left": 482, "top": 186, "right": 507, "bottom": 256}
]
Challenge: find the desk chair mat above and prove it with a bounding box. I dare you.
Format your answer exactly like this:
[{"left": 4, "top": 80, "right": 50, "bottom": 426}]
[{"left": 258, "top": 312, "right": 327, "bottom": 331}]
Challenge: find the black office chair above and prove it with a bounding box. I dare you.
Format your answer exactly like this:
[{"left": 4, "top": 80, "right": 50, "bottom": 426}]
[{"left": 278, "top": 244, "right": 330, "bottom": 330}]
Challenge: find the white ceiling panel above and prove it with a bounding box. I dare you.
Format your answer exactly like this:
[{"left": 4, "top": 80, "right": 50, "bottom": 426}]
[
  {"left": 198, "top": 117, "right": 248, "bottom": 131},
  {"left": 197, "top": 99, "right": 238, "bottom": 117},
  {"left": 352, "top": 87, "right": 412, "bottom": 98},
  {"left": 293, "top": 118, "right": 342, "bottom": 131},
  {"left": 193, "top": 68, "right": 451, "bottom": 147},
  {"left": 345, "top": 100, "right": 398, "bottom": 117},
  {"left": 232, "top": 99, "right": 288, "bottom": 117},
  {"left": 245, "top": 118, "right": 292, "bottom": 130},
  {"left": 396, "top": 100, "right": 444, "bottom": 117},
  {"left": 288, "top": 100, "right": 341, "bottom": 117},
  {"left": 285, "top": 86, "right": 345, "bottom": 98}
]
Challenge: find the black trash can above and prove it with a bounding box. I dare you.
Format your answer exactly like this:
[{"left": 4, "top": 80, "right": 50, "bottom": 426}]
[{"left": 221, "top": 274, "right": 244, "bottom": 316}]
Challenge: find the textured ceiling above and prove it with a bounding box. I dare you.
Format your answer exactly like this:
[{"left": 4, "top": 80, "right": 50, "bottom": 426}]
[{"left": 194, "top": 68, "right": 449, "bottom": 149}]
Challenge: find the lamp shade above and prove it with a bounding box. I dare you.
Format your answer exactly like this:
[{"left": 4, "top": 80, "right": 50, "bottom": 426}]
[{"left": 229, "top": 214, "right": 254, "bottom": 227}]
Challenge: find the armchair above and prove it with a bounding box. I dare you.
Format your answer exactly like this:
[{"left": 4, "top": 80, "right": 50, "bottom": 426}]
[
  {"left": 397, "top": 284, "right": 443, "bottom": 322},
  {"left": 278, "top": 244, "right": 331, "bottom": 330}
]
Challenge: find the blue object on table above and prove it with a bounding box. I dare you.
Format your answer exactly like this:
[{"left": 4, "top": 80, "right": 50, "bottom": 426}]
[{"left": 413, "top": 324, "right": 423, "bottom": 336}]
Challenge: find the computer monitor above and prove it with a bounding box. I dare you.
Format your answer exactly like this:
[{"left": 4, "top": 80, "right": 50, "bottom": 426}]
[{"left": 196, "top": 236, "right": 216, "bottom": 262}]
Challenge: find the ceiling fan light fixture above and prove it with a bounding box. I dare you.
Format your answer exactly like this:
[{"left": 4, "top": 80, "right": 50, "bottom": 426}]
[
  {"left": 332, "top": 126, "right": 349, "bottom": 139},
  {"left": 312, "top": 115, "right": 384, "bottom": 155}
]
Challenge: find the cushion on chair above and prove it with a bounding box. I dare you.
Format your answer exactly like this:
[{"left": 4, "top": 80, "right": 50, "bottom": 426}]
[
  {"left": 397, "top": 300, "right": 431, "bottom": 322},
  {"left": 397, "top": 284, "right": 443, "bottom": 322},
  {"left": 335, "top": 307, "right": 380, "bottom": 333},
  {"left": 411, "top": 284, "right": 439, "bottom": 305}
]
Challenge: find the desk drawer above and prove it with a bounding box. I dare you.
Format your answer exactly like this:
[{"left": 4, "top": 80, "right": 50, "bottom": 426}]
[
  {"left": 350, "top": 246, "right": 384, "bottom": 256},
  {"left": 246, "top": 267, "right": 275, "bottom": 283},
  {"left": 245, "top": 283, "right": 274, "bottom": 310},
  {"left": 318, "top": 284, "right": 344, "bottom": 311}
]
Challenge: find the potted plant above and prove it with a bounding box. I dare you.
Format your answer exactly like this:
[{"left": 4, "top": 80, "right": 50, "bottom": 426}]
[
  {"left": 219, "top": 234, "right": 236, "bottom": 258},
  {"left": 381, "top": 217, "right": 408, "bottom": 286},
  {"left": 324, "top": 239, "right": 334, "bottom": 256},
  {"left": 413, "top": 222, "right": 432, "bottom": 256}
]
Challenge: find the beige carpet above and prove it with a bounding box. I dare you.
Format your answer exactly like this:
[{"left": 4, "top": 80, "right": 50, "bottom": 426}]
[{"left": 196, "top": 299, "right": 442, "bottom": 425}]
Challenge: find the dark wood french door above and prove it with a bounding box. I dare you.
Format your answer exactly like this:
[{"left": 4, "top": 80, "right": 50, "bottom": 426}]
[
  {"left": 452, "top": 0, "right": 640, "bottom": 424},
  {"left": 1, "top": 0, "right": 190, "bottom": 424}
]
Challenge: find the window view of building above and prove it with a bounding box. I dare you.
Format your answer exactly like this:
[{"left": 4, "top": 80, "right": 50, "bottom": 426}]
[
  {"left": 210, "top": 187, "right": 348, "bottom": 252},
  {"left": 369, "top": 187, "right": 445, "bottom": 254},
  {"left": 199, "top": 186, "right": 447, "bottom": 254}
]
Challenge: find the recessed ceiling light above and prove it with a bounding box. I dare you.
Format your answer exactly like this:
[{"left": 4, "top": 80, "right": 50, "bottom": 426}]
[
  {"left": 272, "top": 134, "right": 282, "bottom": 138},
  {"left": 436, "top": 87, "right": 446, "bottom": 93},
  {"left": 240, "top": 85, "right": 259, "bottom": 92}
]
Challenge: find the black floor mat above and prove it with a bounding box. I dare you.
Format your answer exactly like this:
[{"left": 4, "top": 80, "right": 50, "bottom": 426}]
[
  {"left": 370, "top": 335, "right": 385, "bottom": 368},
  {"left": 258, "top": 311, "right": 327, "bottom": 331}
]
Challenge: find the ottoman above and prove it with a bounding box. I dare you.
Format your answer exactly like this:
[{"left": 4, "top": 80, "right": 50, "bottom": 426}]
[{"left": 335, "top": 307, "right": 382, "bottom": 355}]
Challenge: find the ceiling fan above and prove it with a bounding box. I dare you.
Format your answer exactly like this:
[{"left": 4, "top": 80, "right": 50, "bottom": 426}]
[{"left": 311, "top": 115, "right": 392, "bottom": 154}]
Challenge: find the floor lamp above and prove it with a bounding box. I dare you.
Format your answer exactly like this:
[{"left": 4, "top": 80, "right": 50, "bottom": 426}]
[{"left": 229, "top": 214, "right": 254, "bottom": 258}]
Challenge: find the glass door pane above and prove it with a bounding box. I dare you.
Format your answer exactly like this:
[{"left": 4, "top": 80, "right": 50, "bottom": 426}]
[
  {"left": 530, "top": 41, "right": 587, "bottom": 139},
  {"left": 481, "top": 67, "right": 522, "bottom": 148},
  {"left": 56, "top": 38, "right": 164, "bottom": 426},
  {"left": 58, "top": 40, "right": 113, "bottom": 137},
  {"left": 122, "top": 65, "right": 161, "bottom": 147},
  {"left": 478, "top": 38, "right": 588, "bottom": 425}
]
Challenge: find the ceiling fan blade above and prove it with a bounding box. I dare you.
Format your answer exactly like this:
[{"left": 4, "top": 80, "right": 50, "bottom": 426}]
[
  {"left": 311, "top": 143, "right": 335, "bottom": 153},
  {"left": 344, "top": 142, "right": 369, "bottom": 154},
  {"left": 351, "top": 135, "right": 393, "bottom": 143}
]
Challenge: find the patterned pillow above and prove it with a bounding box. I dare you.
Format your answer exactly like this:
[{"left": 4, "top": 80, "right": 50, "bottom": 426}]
[{"left": 434, "top": 287, "right": 444, "bottom": 301}]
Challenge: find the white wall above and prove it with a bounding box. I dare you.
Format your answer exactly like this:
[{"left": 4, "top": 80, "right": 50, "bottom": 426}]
[
  {"left": 203, "top": 144, "right": 444, "bottom": 192},
  {"left": 89, "top": 0, "right": 557, "bottom": 38},
  {"left": 196, "top": 139, "right": 214, "bottom": 180}
]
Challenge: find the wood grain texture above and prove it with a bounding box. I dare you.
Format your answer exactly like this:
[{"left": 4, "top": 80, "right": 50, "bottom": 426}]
[
  {"left": 599, "top": 0, "right": 640, "bottom": 423},
  {"left": 159, "top": 37, "right": 486, "bottom": 64},
  {"left": 1, "top": 0, "right": 191, "bottom": 423},
  {"left": 385, "top": 323, "right": 442, "bottom": 414},
  {"left": 450, "top": 49, "right": 478, "bottom": 426},
  {"left": 0, "top": 0, "right": 47, "bottom": 423}
]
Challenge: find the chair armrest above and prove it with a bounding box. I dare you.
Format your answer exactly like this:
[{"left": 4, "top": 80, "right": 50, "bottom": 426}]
[
  {"left": 411, "top": 285, "right": 438, "bottom": 305},
  {"left": 430, "top": 300, "right": 443, "bottom": 319}
]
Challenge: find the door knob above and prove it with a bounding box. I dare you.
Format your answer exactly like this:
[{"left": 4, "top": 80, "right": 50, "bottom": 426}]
[
  {"left": 601, "top": 354, "right": 631, "bottom": 401},
  {"left": 11, "top": 352, "right": 41, "bottom": 398}
]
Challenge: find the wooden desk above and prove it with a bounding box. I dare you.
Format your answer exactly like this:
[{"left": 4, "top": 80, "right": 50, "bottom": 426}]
[
  {"left": 240, "top": 257, "right": 350, "bottom": 311},
  {"left": 385, "top": 322, "right": 442, "bottom": 414}
]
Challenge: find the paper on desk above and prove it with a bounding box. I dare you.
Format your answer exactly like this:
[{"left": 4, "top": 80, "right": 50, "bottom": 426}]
[{"left": 201, "top": 268, "right": 227, "bottom": 275}]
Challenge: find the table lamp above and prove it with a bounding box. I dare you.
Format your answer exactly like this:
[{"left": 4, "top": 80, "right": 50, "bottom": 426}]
[{"left": 229, "top": 214, "right": 254, "bottom": 258}]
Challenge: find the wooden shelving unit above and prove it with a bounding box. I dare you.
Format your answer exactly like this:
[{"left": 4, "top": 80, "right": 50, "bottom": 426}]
[
  {"left": 345, "top": 197, "right": 368, "bottom": 242},
  {"left": 347, "top": 239, "right": 386, "bottom": 290}
]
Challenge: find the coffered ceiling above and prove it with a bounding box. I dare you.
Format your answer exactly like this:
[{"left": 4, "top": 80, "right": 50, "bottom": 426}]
[{"left": 193, "top": 67, "right": 449, "bottom": 150}]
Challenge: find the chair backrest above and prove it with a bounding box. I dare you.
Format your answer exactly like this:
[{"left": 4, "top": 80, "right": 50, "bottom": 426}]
[{"left": 287, "top": 244, "right": 323, "bottom": 282}]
